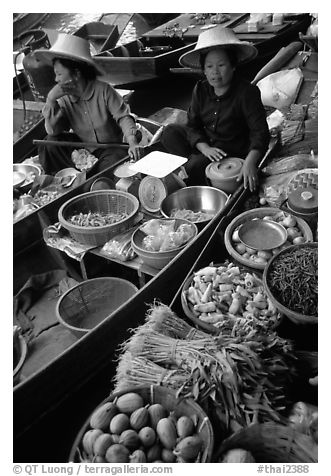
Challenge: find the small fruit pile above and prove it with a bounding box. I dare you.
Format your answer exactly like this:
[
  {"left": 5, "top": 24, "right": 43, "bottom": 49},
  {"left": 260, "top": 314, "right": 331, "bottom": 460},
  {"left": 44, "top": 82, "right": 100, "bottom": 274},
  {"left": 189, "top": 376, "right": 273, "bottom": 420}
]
[{"left": 79, "top": 392, "right": 204, "bottom": 463}]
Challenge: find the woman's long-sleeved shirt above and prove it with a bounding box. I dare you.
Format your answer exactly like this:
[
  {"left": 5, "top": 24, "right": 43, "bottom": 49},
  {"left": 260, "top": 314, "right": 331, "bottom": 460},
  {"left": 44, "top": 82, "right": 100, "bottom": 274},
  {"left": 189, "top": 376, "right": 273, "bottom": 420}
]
[
  {"left": 42, "top": 79, "right": 137, "bottom": 151},
  {"left": 186, "top": 75, "right": 270, "bottom": 158}
]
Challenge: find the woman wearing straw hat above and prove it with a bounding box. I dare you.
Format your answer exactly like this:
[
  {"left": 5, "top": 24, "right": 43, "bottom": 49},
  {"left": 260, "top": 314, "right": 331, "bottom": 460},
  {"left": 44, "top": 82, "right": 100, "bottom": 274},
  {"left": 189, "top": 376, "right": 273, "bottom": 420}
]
[
  {"left": 35, "top": 33, "right": 142, "bottom": 175},
  {"left": 160, "top": 26, "right": 270, "bottom": 191}
]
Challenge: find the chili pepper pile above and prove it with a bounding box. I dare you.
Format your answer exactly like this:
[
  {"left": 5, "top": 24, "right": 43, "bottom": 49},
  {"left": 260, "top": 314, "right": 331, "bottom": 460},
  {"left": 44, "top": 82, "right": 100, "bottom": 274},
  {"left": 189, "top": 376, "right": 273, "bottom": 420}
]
[{"left": 267, "top": 245, "right": 318, "bottom": 316}]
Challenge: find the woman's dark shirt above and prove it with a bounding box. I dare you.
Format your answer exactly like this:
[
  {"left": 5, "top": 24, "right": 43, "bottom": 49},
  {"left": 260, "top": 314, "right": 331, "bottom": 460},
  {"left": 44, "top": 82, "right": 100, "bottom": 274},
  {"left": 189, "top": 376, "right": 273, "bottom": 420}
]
[{"left": 186, "top": 75, "right": 270, "bottom": 158}]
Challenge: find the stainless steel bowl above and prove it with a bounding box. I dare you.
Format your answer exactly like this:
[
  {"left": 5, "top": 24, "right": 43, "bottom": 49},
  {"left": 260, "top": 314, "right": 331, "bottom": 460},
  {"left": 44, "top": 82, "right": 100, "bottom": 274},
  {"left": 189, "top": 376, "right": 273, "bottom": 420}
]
[
  {"left": 13, "top": 164, "right": 41, "bottom": 193},
  {"left": 160, "top": 186, "right": 229, "bottom": 228}
]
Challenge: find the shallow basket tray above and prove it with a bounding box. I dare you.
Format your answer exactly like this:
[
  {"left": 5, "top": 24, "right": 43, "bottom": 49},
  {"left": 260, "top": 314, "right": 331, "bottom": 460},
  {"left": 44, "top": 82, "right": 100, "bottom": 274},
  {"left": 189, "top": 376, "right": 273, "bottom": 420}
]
[
  {"left": 224, "top": 207, "right": 314, "bottom": 271},
  {"left": 68, "top": 384, "right": 214, "bottom": 463},
  {"left": 215, "top": 422, "right": 317, "bottom": 463},
  {"left": 58, "top": 190, "right": 140, "bottom": 246},
  {"left": 262, "top": 242, "right": 318, "bottom": 325},
  {"left": 56, "top": 277, "right": 138, "bottom": 338}
]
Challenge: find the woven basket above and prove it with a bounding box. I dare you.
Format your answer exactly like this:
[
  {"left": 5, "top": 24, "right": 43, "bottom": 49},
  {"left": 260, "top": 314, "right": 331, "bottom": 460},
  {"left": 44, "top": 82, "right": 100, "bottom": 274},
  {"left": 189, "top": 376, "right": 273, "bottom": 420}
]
[
  {"left": 224, "top": 207, "right": 314, "bottom": 271},
  {"left": 69, "top": 385, "right": 214, "bottom": 463},
  {"left": 56, "top": 277, "right": 138, "bottom": 338},
  {"left": 58, "top": 190, "right": 140, "bottom": 246},
  {"left": 181, "top": 262, "right": 283, "bottom": 334},
  {"left": 216, "top": 422, "right": 318, "bottom": 463}
]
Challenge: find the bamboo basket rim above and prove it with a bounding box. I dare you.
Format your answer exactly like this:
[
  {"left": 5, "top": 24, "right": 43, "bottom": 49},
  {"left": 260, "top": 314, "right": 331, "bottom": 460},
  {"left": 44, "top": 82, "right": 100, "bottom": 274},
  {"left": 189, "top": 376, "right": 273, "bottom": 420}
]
[
  {"left": 68, "top": 384, "right": 214, "bottom": 463},
  {"left": 215, "top": 422, "right": 318, "bottom": 463}
]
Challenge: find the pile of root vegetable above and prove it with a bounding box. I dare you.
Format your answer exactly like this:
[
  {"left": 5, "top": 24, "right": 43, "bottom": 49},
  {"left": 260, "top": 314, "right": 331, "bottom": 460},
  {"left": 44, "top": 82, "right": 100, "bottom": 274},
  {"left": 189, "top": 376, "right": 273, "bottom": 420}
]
[
  {"left": 183, "top": 262, "right": 281, "bottom": 329},
  {"left": 114, "top": 300, "right": 296, "bottom": 431}
]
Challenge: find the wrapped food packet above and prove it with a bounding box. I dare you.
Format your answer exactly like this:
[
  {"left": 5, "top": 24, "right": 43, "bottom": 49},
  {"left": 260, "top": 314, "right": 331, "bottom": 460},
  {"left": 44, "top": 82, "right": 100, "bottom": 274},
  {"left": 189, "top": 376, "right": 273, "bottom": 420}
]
[
  {"left": 288, "top": 401, "right": 318, "bottom": 443},
  {"left": 102, "top": 225, "right": 141, "bottom": 261}
]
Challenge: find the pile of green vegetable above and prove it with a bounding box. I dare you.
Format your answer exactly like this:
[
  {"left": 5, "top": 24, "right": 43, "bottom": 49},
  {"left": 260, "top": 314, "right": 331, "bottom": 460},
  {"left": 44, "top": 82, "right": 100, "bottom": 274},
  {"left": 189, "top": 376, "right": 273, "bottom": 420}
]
[{"left": 267, "top": 245, "right": 318, "bottom": 317}]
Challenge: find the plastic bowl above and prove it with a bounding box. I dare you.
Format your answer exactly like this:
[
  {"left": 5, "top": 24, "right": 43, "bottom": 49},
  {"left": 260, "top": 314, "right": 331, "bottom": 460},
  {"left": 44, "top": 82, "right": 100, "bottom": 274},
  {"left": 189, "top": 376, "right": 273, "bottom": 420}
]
[
  {"left": 160, "top": 186, "right": 228, "bottom": 229},
  {"left": 131, "top": 218, "right": 198, "bottom": 270},
  {"left": 56, "top": 277, "right": 138, "bottom": 338},
  {"left": 263, "top": 242, "right": 318, "bottom": 325}
]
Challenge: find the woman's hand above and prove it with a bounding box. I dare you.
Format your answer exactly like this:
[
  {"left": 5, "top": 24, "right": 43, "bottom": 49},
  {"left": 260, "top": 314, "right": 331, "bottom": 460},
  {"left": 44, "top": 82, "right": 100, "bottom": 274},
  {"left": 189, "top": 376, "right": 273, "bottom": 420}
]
[
  {"left": 196, "top": 142, "right": 227, "bottom": 161},
  {"left": 47, "top": 80, "right": 78, "bottom": 103},
  {"left": 237, "top": 150, "right": 261, "bottom": 192},
  {"left": 128, "top": 141, "right": 141, "bottom": 161}
]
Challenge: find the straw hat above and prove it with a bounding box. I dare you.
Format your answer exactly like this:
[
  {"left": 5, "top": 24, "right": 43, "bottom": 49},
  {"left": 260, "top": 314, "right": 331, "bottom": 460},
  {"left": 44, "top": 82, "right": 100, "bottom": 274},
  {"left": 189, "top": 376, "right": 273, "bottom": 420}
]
[
  {"left": 34, "top": 32, "right": 103, "bottom": 74},
  {"left": 179, "top": 26, "right": 257, "bottom": 69}
]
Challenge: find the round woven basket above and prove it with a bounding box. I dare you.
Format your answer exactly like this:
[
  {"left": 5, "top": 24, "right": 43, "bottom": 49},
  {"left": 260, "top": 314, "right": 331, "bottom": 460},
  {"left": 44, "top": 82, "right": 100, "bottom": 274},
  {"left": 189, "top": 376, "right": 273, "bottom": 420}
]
[
  {"left": 69, "top": 385, "right": 214, "bottom": 463},
  {"left": 56, "top": 277, "right": 138, "bottom": 338},
  {"left": 181, "top": 262, "right": 282, "bottom": 334},
  {"left": 263, "top": 242, "right": 318, "bottom": 325},
  {"left": 216, "top": 422, "right": 317, "bottom": 463},
  {"left": 224, "top": 207, "right": 314, "bottom": 271},
  {"left": 58, "top": 190, "right": 139, "bottom": 246}
]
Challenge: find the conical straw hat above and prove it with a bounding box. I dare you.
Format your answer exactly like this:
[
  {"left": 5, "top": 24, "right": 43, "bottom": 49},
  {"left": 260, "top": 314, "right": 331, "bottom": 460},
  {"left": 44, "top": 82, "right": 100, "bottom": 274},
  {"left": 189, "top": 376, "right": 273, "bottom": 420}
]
[
  {"left": 34, "top": 32, "right": 103, "bottom": 74},
  {"left": 179, "top": 26, "right": 257, "bottom": 69}
]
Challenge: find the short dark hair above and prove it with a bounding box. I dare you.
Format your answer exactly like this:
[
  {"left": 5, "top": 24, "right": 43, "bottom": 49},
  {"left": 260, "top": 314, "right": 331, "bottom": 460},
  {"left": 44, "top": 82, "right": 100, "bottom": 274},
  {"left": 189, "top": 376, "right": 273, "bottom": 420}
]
[
  {"left": 53, "top": 57, "right": 97, "bottom": 80},
  {"left": 199, "top": 47, "right": 238, "bottom": 70}
]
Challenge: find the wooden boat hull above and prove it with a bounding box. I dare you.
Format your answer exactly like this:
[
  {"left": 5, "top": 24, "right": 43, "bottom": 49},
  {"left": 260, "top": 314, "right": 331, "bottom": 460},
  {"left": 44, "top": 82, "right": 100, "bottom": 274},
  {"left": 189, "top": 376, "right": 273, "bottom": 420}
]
[
  {"left": 13, "top": 13, "right": 49, "bottom": 41},
  {"left": 95, "top": 38, "right": 195, "bottom": 88},
  {"left": 13, "top": 180, "right": 247, "bottom": 462}
]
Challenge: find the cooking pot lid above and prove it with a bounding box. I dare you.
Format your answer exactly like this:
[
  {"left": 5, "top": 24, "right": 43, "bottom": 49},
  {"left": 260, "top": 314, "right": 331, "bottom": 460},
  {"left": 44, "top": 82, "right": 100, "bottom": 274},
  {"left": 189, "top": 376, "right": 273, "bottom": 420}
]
[
  {"left": 288, "top": 185, "right": 318, "bottom": 213},
  {"left": 206, "top": 157, "right": 244, "bottom": 179}
]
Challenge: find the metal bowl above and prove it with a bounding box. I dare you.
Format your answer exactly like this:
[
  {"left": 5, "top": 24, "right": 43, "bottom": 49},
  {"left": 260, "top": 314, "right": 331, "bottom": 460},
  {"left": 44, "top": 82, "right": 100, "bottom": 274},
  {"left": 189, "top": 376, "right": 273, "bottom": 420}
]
[
  {"left": 160, "top": 186, "right": 229, "bottom": 228},
  {"left": 13, "top": 171, "right": 26, "bottom": 189},
  {"left": 55, "top": 167, "right": 80, "bottom": 179},
  {"left": 238, "top": 219, "right": 287, "bottom": 251},
  {"left": 13, "top": 164, "right": 41, "bottom": 193}
]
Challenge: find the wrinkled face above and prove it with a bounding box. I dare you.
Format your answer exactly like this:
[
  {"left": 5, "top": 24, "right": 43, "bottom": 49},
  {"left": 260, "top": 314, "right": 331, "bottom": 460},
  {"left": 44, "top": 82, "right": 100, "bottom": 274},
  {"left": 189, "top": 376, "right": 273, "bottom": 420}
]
[
  {"left": 53, "top": 60, "right": 73, "bottom": 85},
  {"left": 204, "top": 48, "right": 235, "bottom": 90}
]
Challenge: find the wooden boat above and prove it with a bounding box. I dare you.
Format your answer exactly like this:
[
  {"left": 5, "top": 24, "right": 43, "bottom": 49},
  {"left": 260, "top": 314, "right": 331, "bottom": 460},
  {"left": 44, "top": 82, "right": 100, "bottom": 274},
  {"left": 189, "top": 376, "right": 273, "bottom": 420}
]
[
  {"left": 170, "top": 13, "right": 312, "bottom": 81},
  {"left": 13, "top": 13, "right": 49, "bottom": 41},
  {"left": 138, "top": 13, "right": 180, "bottom": 27},
  {"left": 94, "top": 13, "right": 249, "bottom": 88}
]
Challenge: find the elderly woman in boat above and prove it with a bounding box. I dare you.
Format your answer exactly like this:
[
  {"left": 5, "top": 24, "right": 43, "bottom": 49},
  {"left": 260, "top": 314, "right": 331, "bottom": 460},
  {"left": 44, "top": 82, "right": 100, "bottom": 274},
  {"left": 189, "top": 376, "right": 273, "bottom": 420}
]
[
  {"left": 35, "top": 33, "right": 141, "bottom": 174},
  {"left": 160, "top": 26, "right": 270, "bottom": 191}
]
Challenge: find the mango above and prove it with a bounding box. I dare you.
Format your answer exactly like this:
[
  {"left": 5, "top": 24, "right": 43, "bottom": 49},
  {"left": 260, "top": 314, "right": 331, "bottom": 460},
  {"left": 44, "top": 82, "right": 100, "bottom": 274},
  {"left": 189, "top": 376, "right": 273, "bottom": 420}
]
[
  {"left": 116, "top": 392, "right": 144, "bottom": 414},
  {"left": 90, "top": 402, "right": 118, "bottom": 430}
]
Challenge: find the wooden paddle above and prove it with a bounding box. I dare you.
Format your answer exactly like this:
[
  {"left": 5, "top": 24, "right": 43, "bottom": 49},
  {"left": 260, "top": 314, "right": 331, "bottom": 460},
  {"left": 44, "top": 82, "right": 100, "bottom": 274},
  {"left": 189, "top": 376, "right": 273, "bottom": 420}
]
[{"left": 33, "top": 139, "right": 130, "bottom": 149}]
